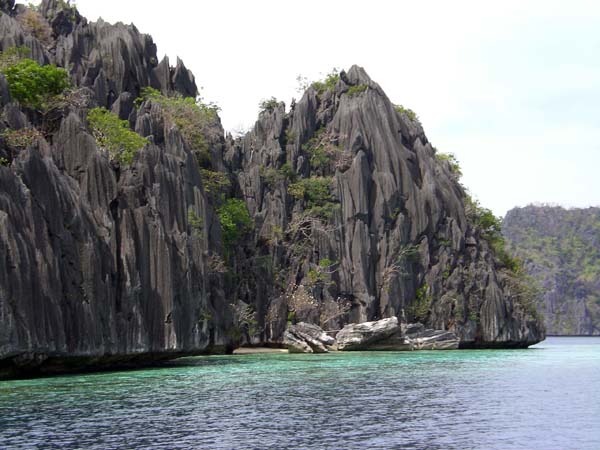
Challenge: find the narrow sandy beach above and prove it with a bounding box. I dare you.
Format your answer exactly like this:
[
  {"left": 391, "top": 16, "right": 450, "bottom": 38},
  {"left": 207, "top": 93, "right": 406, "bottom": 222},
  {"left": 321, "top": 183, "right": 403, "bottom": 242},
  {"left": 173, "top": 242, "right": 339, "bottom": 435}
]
[{"left": 233, "top": 347, "right": 289, "bottom": 355}]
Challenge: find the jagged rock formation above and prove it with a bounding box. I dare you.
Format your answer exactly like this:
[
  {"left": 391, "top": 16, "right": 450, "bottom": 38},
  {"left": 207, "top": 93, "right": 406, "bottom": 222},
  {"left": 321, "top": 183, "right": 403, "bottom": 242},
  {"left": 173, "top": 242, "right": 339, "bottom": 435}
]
[
  {"left": 230, "top": 67, "right": 543, "bottom": 349},
  {"left": 504, "top": 205, "right": 600, "bottom": 335},
  {"left": 0, "top": 1, "right": 543, "bottom": 377}
]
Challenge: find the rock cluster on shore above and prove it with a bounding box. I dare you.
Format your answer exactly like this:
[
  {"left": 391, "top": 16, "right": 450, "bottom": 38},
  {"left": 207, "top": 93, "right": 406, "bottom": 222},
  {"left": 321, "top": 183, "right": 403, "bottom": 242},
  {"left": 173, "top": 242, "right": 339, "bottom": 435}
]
[{"left": 284, "top": 318, "right": 459, "bottom": 353}]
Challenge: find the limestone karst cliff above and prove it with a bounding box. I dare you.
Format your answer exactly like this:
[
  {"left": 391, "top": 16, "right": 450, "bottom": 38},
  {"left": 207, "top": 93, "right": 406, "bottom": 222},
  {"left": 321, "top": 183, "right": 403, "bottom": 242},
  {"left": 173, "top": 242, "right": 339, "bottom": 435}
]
[
  {"left": 504, "top": 205, "right": 600, "bottom": 335},
  {"left": 0, "top": 0, "right": 543, "bottom": 377}
]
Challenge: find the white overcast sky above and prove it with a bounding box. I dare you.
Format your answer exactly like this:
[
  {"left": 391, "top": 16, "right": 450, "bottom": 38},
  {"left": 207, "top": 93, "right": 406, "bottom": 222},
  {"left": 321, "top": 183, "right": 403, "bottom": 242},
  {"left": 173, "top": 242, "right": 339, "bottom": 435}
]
[{"left": 37, "top": 0, "right": 600, "bottom": 217}]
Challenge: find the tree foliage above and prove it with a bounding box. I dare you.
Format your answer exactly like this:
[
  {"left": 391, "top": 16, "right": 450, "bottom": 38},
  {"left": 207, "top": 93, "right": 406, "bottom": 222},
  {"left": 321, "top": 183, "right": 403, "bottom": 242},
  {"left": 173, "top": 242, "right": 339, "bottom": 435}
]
[
  {"left": 288, "top": 176, "right": 338, "bottom": 218},
  {"left": 393, "top": 104, "right": 419, "bottom": 123},
  {"left": 217, "top": 198, "right": 253, "bottom": 249},
  {"left": 16, "top": 9, "right": 53, "bottom": 47},
  {"left": 87, "top": 107, "right": 148, "bottom": 165},
  {"left": 136, "top": 87, "right": 219, "bottom": 167},
  {"left": 2, "top": 58, "right": 70, "bottom": 110}
]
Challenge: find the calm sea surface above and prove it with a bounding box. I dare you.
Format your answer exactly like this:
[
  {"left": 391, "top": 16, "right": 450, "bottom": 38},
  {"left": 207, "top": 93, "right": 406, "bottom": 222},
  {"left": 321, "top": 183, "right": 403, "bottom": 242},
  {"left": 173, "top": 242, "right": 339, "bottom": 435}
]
[{"left": 0, "top": 336, "right": 599, "bottom": 449}]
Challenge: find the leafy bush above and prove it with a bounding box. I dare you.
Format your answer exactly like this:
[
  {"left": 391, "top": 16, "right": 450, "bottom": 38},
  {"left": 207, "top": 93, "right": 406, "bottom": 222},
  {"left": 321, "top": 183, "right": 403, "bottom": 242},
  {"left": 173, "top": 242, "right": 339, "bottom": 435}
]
[
  {"left": 259, "top": 97, "right": 279, "bottom": 112},
  {"left": 288, "top": 176, "right": 338, "bottom": 218},
  {"left": 465, "top": 196, "right": 520, "bottom": 272},
  {"left": 87, "top": 107, "right": 148, "bottom": 165},
  {"left": 2, "top": 128, "right": 42, "bottom": 149},
  {"left": 135, "top": 87, "right": 219, "bottom": 166},
  {"left": 435, "top": 152, "right": 462, "bottom": 178},
  {"left": 346, "top": 84, "right": 368, "bottom": 97},
  {"left": 0, "top": 46, "right": 30, "bottom": 71},
  {"left": 279, "top": 162, "right": 296, "bottom": 181},
  {"left": 16, "top": 9, "right": 53, "bottom": 47},
  {"left": 394, "top": 104, "right": 419, "bottom": 123},
  {"left": 217, "top": 198, "right": 253, "bottom": 249},
  {"left": 2, "top": 58, "right": 70, "bottom": 110},
  {"left": 0, "top": 157, "right": 8, "bottom": 166},
  {"left": 200, "top": 169, "right": 230, "bottom": 197},
  {"left": 409, "top": 283, "right": 432, "bottom": 321},
  {"left": 187, "top": 208, "right": 204, "bottom": 237},
  {"left": 285, "top": 128, "right": 297, "bottom": 143},
  {"left": 302, "top": 128, "right": 341, "bottom": 171},
  {"left": 261, "top": 163, "right": 297, "bottom": 188},
  {"left": 311, "top": 69, "right": 340, "bottom": 95}
]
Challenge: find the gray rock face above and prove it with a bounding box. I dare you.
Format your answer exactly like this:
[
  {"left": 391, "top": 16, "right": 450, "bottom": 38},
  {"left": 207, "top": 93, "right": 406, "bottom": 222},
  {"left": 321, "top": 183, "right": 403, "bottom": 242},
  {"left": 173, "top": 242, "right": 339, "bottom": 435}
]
[{"left": 0, "top": 1, "right": 543, "bottom": 377}]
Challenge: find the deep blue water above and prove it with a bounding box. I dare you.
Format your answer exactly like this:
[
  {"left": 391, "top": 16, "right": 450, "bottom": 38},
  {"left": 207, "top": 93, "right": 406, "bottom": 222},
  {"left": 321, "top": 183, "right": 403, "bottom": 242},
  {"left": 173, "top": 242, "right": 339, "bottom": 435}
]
[{"left": 1, "top": 336, "right": 599, "bottom": 449}]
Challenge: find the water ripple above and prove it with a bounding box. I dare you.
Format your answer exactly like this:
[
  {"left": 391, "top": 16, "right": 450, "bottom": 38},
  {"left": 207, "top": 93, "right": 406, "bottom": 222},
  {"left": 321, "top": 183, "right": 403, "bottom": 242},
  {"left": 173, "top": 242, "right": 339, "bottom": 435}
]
[{"left": 1, "top": 337, "right": 599, "bottom": 449}]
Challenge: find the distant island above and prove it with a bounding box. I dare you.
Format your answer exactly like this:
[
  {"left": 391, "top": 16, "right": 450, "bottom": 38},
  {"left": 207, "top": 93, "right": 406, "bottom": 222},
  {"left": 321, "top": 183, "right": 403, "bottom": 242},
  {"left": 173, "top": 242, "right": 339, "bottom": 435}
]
[{"left": 504, "top": 205, "right": 600, "bottom": 335}]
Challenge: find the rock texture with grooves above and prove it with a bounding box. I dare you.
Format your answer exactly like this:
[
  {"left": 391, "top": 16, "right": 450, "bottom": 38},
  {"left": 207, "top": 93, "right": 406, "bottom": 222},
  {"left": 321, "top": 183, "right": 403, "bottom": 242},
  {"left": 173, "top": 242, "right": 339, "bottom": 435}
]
[{"left": 0, "top": 0, "right": 543, "bottom": 377}]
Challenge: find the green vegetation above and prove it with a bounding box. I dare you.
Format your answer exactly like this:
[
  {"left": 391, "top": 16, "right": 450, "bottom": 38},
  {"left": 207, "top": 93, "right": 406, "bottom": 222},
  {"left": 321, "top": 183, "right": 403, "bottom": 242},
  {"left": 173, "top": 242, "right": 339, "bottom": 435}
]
[
  {"left": 285, "top": 128, "right": 297, "bottom": 143},
  {"left": 2, "top": 58, "right": 70, "bottom": 110},
  {"left": 466, "top": 196, "right": 520, "bottom": 272},
  {"left": 217, "top": 198, "right": 253, "bottom": 249},
  {"left": 16, "top": 9, "right": 53, "bottom": 47},
  {"left": 311, "top": 68, "right": 340, "bottom": 95},
  {"left": 288, "top": 176, "right": 338, "bottom": 218},
  {"left": 87, "top": 107, "right": 148, "bottom": 165},
  {"left": 301, "top": 127, "right": 342, "bottom": 171},
  {"left": 200, "top": 169, "right": 230, "bottom": 197},
  {"left": 346, "top": 84, "right": 368, "bottom": 97},
  {"left": 0, "top": 157, "right": 8, "bottom": 166},
  {"left": 503, "top": 206, "right": 600, "bottom": 333},
  {"left": 409, "top": 283, "right": 432, "bottom": 321},
  {"left": 435, "top": 152, "right": 462, "bottom": 178},
  {"left": 393, "top": 104, "right": 419, "bottom": 122},
  {"left": 187, "top": 209, "right": 204, "bottom": 237},
  {"left": 259, "top": 97, "right": 279, "bottom": 113},
  {"left": 135, "top": 87, "right": 219, "bottom": 167},
  {"left": 279, "top": 162, "right": 296, "bottom": 181},
  {"left": 260, "top": 163, "right": 297, "bottom": 188},
  {"left": 2, "top": 128, "right": 42, "bottom": 150},
  {"left": 0, "top": 46, "right": 30, "bottom": 71}
]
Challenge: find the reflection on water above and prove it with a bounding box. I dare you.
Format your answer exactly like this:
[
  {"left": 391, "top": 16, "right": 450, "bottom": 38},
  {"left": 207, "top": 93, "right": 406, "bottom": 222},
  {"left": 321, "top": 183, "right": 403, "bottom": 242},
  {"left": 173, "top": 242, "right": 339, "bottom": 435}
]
[{"left": 1, "top": 337, "right": 599, "bottom": 449}]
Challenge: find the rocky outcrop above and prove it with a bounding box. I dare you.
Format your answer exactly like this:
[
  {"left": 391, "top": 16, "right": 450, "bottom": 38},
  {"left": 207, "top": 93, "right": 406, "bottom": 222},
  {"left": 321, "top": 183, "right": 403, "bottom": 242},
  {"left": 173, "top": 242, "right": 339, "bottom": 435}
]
[
  {"left": 335, "top": 318, "right": 459, "bottom": 351},
  {"left": 0, "top": 1, "right": 543, "bottom": 377},
  {"left": 503, "top": 205, "right": 600, "bottom": 335},
  {"left": 335, "top": 318, "right": 402, "bottom": 351},
  {"left": 228, "top": 65, "right": 544, "bottom": 349},
  {"left": 283, "top": 322, "right": 333, "bottom": 353}
]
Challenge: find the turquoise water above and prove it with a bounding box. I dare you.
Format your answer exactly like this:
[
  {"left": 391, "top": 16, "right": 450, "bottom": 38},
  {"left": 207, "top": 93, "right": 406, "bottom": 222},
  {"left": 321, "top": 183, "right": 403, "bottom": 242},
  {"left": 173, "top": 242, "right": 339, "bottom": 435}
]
[{"left": 1, "top": 337, "right": 599, "bottom": 449}]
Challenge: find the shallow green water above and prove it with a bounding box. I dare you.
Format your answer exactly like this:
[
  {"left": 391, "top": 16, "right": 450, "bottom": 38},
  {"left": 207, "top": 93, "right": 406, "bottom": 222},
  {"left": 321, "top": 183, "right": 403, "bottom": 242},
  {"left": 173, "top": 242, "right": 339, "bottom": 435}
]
[{"left": 1, "top": 337, "right": 599, "bottom": 449}]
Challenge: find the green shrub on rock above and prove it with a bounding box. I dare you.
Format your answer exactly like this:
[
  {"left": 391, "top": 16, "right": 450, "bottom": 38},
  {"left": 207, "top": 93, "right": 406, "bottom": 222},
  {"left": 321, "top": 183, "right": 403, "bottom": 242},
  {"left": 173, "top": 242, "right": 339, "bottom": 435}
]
[
  {"left": 135, "top": 87, "right": 219, "bottom": 167},
  {"left": 2, "top": 127, "right": 43, "bottom": 150},
  {"left": 87, "top": 107, "right": 148, "bottom": 165},
  {"left": 2, "top": 58, "right": 70, "bottom": 110},
  {"left": 288, "top": 176, "right": 338, "bottom": 218},
  {"left": 259, "top": 97, "right": 279, "bottom": 113},
  {"left": 346, "top": 84, "right": 368, "bottom": 97},
  {"left": 217, "top": 198, "right": 253, "bottom": 249},
  {"left": 394, "top": 104, "right": 419, "bottom": 123}
]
